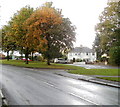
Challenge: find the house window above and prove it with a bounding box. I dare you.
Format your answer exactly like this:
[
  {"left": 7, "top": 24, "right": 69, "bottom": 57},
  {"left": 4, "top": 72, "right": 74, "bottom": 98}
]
[
  {"left": 78, "top": 53, "right": 81, "bottom": 55},
  {"left": 86, "top": 53, "right": 88, "bottom": 55},
  {"left": 92, "top": 53, "right": 95, "bottom": 55}
]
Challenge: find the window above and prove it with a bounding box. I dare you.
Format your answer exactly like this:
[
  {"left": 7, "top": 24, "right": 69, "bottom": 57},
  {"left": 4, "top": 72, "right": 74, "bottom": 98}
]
[
  {"left": 86, "top": 53, "right": 88, "bottom": 55},
  {"left": 78, "top": 53, "right": 81, "bottom": 55},
  {"left": 75, "top": 53, "right": 77, "bottom": 55},
  {"left": 92, "top": 53, "right": 95, "bottom": 55}
]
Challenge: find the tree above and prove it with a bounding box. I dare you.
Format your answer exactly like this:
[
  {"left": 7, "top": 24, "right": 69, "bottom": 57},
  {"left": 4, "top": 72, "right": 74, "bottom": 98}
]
[
  {"left": 0, "top": 29, "right": 2, "bottom": 49},
  {"left": 94, "top": 1, "right": 120, "bottom": 65},
  {"left": 40, "top": 17, "right": 76, "bottom": 65},
  {"left": 109, "top": 46, "right": 120, "bottom": 66},
  {"left": 95, "top": 2, "right": 119, "bottom": 50},
  {"left": 25, "top": 2, "right": 76, "bottom": 65},
  {"left": 93, "top": 34, "right": 102, "bottom": 61},
  {"left": 10, "top": 6, "right": 34, "bottom": 64},
  {"left": 2, "top": 25, "right": 16, "bottom": 61}
]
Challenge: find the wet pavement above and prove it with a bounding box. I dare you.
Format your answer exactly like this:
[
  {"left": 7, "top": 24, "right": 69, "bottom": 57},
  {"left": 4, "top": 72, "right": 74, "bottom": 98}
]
[
  {"left": 68, "top": 64, "right": 120, "bottom": 69},
  {"left": 0, "top": 65, "right": 2, "bottom": 107},
  {"left": 1, "top": 65, "right": 120, "bottom": 105},
  {"left": 0, "top": 91, "right": 1, "bottom": 106},
  {"left": 55, "top": 71, "right": 120, "bottom": 88}
]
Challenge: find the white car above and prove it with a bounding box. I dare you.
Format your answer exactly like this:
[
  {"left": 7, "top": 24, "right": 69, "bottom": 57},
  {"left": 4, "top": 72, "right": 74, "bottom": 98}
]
[{"left": 54, "top": 58, "right": 68, "bottom": 64}]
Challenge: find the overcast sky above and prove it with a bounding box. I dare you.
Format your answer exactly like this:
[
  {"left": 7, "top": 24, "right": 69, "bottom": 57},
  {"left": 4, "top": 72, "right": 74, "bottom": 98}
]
[{"left": 1, "top": 0, "right": 108, "bottom": 48}]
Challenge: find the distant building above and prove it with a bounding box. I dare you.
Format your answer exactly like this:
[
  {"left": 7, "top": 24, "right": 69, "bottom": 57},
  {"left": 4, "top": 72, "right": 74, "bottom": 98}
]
[
  {"left": 67, "top": 46, "right": 96, "bottom": 62},
  {"left": 0, "top": 53, "right": 5, "bottom": 59},
  {"left": 108, "top": 0, "right": 119, "bottom": 2}
]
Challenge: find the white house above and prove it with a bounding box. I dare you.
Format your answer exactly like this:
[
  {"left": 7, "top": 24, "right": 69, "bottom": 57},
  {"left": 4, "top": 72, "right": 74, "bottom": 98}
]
[{"left": 67, "top": 46, "right": 96, "bottom": 62}]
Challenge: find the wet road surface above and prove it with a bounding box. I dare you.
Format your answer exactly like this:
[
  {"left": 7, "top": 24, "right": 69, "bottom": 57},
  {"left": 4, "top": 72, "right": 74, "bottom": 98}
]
[{"left": 1, "top": 65, "right": 119, "bottom": 105}]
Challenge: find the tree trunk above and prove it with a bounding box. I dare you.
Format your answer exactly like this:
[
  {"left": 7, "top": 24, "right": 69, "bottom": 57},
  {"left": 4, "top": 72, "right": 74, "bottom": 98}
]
[
  {"left": 31, "top": 52, "right": 34, "bottom": 61},
  {"left": 25, "top": 48, "right": 29, "bottom": 64},
  {"left": 20, "top": 47, "right": 24, "bottom": 59},
  {"left": 7, "top": 51, "right": 9, "bottom": 61},
  {"left": 47, "top": 57, "right": 50, "bottom": 65},
  {"left": 46, "top": 34, "right": 51, "bottom": 65},
  {"left": 21, "top": 52, "right": 23, "bottom": 59}
]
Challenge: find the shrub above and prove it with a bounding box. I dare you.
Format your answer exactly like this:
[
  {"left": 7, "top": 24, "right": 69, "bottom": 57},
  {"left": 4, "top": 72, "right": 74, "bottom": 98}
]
[
  {"left": 109, "top": 46, "right": 120, "bottom": 66},
  {"left": 76, "top": 59, "right": 82, "bottom": 62},
  {"left": 76, "top": 59, "right": 78, "bottom": 62},
  {"left": 73, "top": 58, "right": 75, "bottom": 62},
  {"left": 34, "top": 55, "right": 45, "bottom": 62}
]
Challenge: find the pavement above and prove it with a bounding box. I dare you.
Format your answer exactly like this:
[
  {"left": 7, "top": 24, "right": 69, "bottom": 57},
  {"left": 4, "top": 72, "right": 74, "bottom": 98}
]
[
  {"left": 0, "top": 65, "right": 8, "bottom": 107},
  {"left": 0, "top": 89, "right": 8, "bottom": 107},
  {"left": 68, "top": 64, "right": 120, "bottom": 69},
  {"left": 0, "top": 69, "right": 2, "bottom": 106},
  {"left": 1, "top": 71, "right": 118, "bottom": 106},
  {"left": 55, "top": 70, "right": 120, "bottom": 88},
  {"left": 1, "top": 70, "right": 119, "bottom": 106},
  {"left": 0, "top": 91, "right": 2, "bottom": 107}
]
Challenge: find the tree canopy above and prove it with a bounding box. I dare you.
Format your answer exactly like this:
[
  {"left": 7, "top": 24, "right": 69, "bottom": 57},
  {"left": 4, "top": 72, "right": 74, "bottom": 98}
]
[
  {"left": 24, "top": 2, "right": 76, "bottom": 65},
  {"left": 2, "top": 2, "right": 76, "bottom": 65},
  {"left": 94, "top": 1, "right": 120, "bottom": 65},
  {"left": 9, "top": 6, "right": 34, "bottom": 64},
  {"left": 2, "top": 25, "right": 16, "bottom": 60}
]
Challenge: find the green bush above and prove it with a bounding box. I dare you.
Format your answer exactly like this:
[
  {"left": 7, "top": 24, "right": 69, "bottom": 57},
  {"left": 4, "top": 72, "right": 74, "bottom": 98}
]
[
  {"left": 109, "top": 46, "right": 120, "bottom": 66},
  {"left": 73, "top": 58, "right": 75, "bottom": 62},
  {"left": 76, "top": 59, "right": 82, "bottom": 62},
  {"left": 34, "top": 55, "right": 46, "bottom": 62}
]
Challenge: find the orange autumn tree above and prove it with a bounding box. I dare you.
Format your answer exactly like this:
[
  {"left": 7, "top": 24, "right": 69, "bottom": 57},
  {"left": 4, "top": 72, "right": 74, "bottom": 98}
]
[{"left": 25, "top": 2, "right": 62, "bottom": 65}]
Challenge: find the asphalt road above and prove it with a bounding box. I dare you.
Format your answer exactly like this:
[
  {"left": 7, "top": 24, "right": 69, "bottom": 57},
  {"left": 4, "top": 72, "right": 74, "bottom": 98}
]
[{"left": 1, "top": 65, "right": 119, "bottom": 105}]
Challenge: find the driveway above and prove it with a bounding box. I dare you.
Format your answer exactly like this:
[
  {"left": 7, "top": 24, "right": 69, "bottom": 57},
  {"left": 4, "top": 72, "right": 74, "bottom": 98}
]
[
  {"left": 68, "top": 64, "right": 119, "bottom": 69},
  {"left": 1, "top": 65, "right": 119, "bottom": 105}
]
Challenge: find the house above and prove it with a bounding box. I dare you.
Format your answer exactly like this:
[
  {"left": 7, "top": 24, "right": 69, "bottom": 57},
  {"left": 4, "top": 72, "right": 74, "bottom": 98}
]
[
  {"left": 0, "top": 53, "right": 5, "bottom": 59},
  {"left": 67, "top": 46, "right": 96, "bottom": 63}
]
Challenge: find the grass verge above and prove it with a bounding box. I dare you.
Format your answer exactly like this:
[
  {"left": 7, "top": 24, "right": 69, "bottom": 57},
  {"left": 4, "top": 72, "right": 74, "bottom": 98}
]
[
  {"left": 68, "top": 68, "right": 119, "bottom": 76},
  {"left": 97, "top": 77, "right": 120, "bottom": 82},
  {"left": 0, "top": 59, "right": 79, "bottom": 69},
  {"left": 1, "top": 60, "right": 119, "bottom": 82}
]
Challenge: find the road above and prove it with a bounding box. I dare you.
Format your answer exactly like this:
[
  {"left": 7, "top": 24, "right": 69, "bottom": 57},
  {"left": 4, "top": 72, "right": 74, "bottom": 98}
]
[
  {"left": 68, "top": 64, "right": 119, "bottom": 69},
  {"left": 0, "top": 65, "right": 119, "bottom": 105}
]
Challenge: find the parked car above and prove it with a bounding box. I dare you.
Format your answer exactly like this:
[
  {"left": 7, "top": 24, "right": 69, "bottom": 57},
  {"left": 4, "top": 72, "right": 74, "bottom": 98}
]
[
  {"left": 54, "top": 58, "right": 68, "bottom": 64},
  {"left": 21, "top": 58, "right": 32, "bottom": 61}
]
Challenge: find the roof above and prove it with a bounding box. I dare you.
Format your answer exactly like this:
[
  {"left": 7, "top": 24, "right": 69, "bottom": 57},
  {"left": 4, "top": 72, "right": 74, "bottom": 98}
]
[
  {"left": 69, "top": 47, "right": 95, "bottom": 53},
  {"left": 0, "top": 53, "right": 5, "bottom": 57}
]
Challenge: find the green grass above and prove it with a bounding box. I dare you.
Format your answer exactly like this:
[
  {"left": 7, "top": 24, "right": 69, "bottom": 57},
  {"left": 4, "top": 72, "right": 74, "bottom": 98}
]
[
  {"left": 97, "top": 77, "right": 120, "bottom": 82},
  {"left": 69, "top": 68, "right": 119, "bottom": 76},
  {"left": 0, "top": 59, "right": 70, "bottom": 69},
  {"left": 1, "top": 59, "right": 84, "bottom": 70},
  {"left": 1, "top": 60, "right": 119, "bottom": 78}
]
